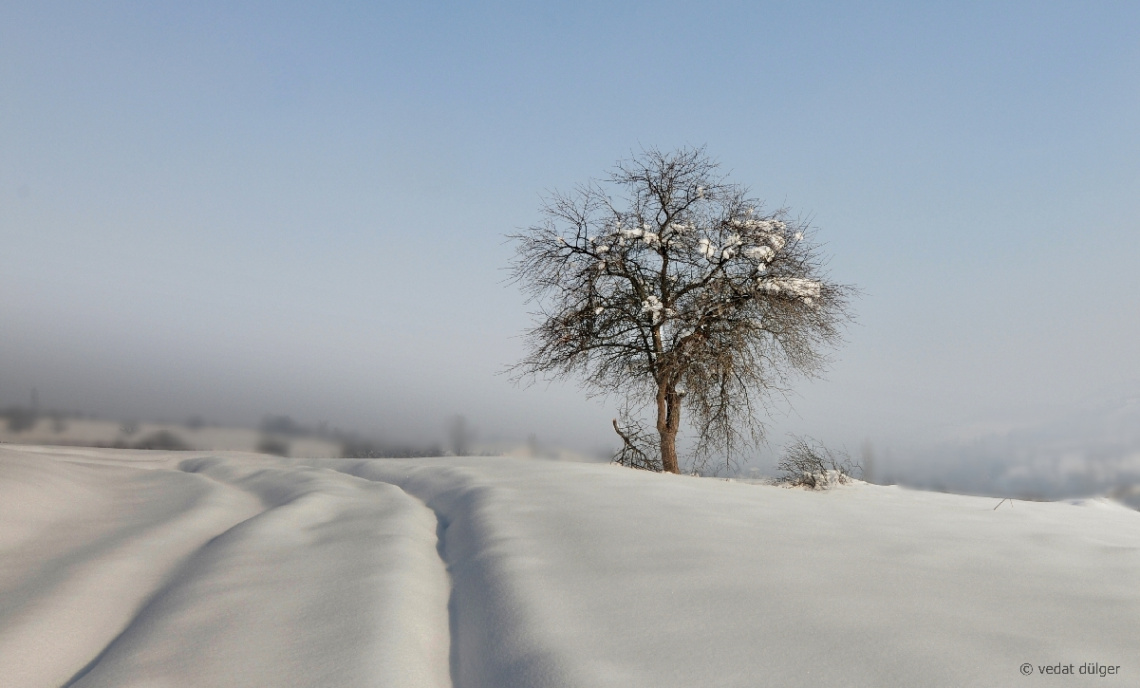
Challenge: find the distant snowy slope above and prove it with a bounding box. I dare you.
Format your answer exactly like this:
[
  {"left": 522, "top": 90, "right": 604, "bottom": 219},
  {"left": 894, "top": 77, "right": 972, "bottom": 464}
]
[{"left": 1, "top": 446, "right": 1138, "bottom": 687}]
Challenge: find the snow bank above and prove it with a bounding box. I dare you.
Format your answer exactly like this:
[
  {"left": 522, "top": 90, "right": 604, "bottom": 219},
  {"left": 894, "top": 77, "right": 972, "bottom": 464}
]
[
  {"left": 0, "top": 447, "right": 449, "bottom": 688},
  {"left": 332, "top": 457, "right": 1140, "bottom": 688},
  {"left": 2, "top": 446, "right": 1138, "bottom": 687},
  {"left": 0, "top": 448, "right": 262, "bottom": 688},
  {"left": 69, "top": 458, "right": 450, "bottom": 688}
]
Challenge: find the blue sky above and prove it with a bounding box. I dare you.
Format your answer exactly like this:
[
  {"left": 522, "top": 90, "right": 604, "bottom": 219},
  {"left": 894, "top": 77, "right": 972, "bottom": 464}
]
[{"left": 2, "top": 1, "right": 1138, "bottom": 462}]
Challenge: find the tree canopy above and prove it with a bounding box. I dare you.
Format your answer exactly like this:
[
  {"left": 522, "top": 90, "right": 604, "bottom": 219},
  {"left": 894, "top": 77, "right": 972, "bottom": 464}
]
[{"left": 511, "top": 147, "right": 853, "bottom": 473}]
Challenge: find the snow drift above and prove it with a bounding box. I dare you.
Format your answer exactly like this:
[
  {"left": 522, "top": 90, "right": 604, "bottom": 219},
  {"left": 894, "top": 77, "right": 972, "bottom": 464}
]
[{"left": 1, "top": 445, "right": 1137, "bottom": 687}]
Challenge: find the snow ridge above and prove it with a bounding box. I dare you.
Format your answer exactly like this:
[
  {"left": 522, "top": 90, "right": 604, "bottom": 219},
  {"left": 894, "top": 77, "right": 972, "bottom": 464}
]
[
  {"left": 63, "top": 458, "right": 452, "bottom": 688},
  {"left": 4, "top": 448, "right": 1140, "bottom": 688}
]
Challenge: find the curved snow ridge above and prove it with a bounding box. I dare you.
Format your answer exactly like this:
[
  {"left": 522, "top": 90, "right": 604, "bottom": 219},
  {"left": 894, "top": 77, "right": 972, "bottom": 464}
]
[
  {"left": 67, "top": 459, "right": 451, "bottom": 688},
  {"left": 333, "top": 459, "right": 602, "bottom": 688},
  {"left": 0, "top": 454, "right": 263, "bottom": 688},
  {"left": 325, "top": 456, "right": 1140, "bottom": 688},
  {"left": 6, "top": 449, "right": 1140, "bottom": 688}
]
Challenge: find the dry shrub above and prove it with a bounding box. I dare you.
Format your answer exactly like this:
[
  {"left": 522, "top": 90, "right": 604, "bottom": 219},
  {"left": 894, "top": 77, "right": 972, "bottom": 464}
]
[{"left": 777, "top": 436, "right": 861, "bottom": 489}]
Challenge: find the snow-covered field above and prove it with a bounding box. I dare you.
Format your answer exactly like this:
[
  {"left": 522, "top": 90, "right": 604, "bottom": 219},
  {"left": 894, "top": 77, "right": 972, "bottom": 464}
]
[{"left": 2, "top": 445, "right": 1137, "bottom": 687}]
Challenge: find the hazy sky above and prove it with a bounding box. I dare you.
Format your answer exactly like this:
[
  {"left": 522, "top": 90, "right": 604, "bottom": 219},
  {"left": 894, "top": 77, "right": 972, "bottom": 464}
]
[{"left": 3, "top": 1, "right": 1138, "bottom": 461}]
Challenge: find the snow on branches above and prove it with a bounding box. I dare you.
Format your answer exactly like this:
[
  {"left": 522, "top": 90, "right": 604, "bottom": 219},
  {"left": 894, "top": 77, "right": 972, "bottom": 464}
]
[
  {"left": 535, "top": 197, "right": 823, "bottom": 331},
  {"left": 510, "top": 147, "right": 853, "bottom": 474}
]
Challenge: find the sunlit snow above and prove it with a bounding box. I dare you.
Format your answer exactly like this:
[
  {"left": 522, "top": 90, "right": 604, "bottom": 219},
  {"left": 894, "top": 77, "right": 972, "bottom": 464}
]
[{"left": 1, "top": 446, "right": 1137, "bottom": 687}]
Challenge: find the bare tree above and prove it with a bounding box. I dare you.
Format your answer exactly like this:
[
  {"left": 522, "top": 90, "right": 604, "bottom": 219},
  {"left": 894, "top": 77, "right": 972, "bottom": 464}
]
[{"left": 510, "top": 147, "right": 853, "bottom": 474}]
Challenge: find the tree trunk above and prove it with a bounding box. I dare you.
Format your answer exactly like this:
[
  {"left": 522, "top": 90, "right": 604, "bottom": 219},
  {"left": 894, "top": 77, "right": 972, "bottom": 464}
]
[{"left": 656, "top": 382, "right": 681, "bottom": 473}]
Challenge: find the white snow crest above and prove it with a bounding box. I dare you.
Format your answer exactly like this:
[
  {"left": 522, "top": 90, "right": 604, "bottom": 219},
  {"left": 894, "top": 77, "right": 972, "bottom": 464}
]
[
  {"left": 641, "top": 295, "right": 668, "bottom": 323},
  {"left": 720, "top": 234, "right": 744, "bottom": 260},
  {"left": 743, "top": 245, "right": 775, "bottom": 263},
  {"left": 697, "top": 238, "right": 718, "bottom": 261},
  {"left": 757, "top": 277, "right": 821, "bottom": 299},
  {"left": 762, "top": 231, "right": 787, "bottom": 251},
  {"left": 641, "top": 295, "right": 663, "bottom": 312},
  {"left": 730, "top": 218, "right": 787, "bottom": 233}
]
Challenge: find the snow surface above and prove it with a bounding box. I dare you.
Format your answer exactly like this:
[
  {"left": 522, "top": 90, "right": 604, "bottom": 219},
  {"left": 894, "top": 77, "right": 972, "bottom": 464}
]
[{"left": 2, "top": 444, "right": 1138, "bottom": 687}]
